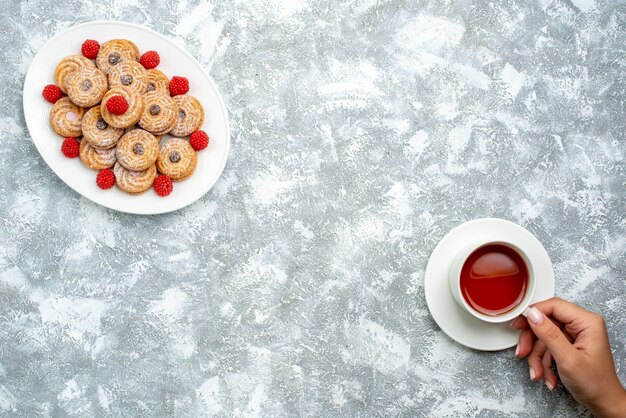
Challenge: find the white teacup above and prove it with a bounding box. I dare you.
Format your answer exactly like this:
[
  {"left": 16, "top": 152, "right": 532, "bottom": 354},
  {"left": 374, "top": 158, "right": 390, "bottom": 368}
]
[{"left": 449, "top": 240, "right": 536, "bottom": 323}]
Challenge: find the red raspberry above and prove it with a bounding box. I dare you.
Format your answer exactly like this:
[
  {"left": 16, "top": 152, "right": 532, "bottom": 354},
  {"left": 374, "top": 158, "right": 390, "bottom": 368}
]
[
  {"left": 96, "top": 169, "right": 116, "bottom": 189},
  {"left": 153, "top": 175, "right": 173, "bottom": 197},
  {"left": 189, "top": 130, "right": 209, "bottom": 151},
  {"left": 106, "top": 95, "right": 129, "bottom": 115},
  {"left": 139, "top": 50, "right": 160, "bottom": 69},
  {"left": 42, "top": 84, "right": 63, "bottom": 104},
  {"left": 81, "top": 39, "right": 100, "bottom": 59},
  {"left": 169, "top": 76, "right": 189, "bottom": 96},
  {"left": 61, "top": 138, "right": 80, "bottom": 158}
]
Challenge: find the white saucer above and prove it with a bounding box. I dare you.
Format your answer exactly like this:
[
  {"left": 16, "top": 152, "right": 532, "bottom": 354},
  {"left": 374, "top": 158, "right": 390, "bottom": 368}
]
[{"left": 424, "top": 218, "right": 555, "bottom": 351}]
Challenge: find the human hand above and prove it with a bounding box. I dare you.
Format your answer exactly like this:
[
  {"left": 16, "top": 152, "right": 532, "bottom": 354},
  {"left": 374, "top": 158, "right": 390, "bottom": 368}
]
[{"left": 511, "top": 297, "right": 626, "bottom": 417}]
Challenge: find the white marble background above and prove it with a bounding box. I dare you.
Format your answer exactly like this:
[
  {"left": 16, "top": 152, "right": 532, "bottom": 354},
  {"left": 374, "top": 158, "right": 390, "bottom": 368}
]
[{"left": 1, "top": 0, "right": 625, "bottom": 416}]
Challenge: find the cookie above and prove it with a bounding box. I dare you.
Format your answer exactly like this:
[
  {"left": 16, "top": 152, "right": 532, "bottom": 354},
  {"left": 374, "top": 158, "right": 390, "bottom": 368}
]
[
  {"left": 138, "top": 91, "right": 177, "bottom": 135},
  {"left": 169, "top": 95, "right": 204, "bottom": 137},
  {"left": 113, "top": 162, "right": 156, "bottom": 195},
  {"left": 124, "top": 125, "right": 164, "bottom": 141},
  {"left": 96, "top": 39, "right": 139, "bottom": 74},
  {"left": 100, "top": 87, "right": 144, "bottom": 129},
  {"left": 108, "top": 60, "right": 148, "bottom": 94},
  {"left": 65, "top": 66, "right": 108, "bottom": 107},
  {"left": 54, "top": 55, "right": 95, "bottom": 93},
  {"left": 79, "top": 139, "right": 117, "bottom": 170},
  {"left": 116, "top": 129, "right": 159, "bottom": 171},
  {"left": 49, "top": 97, "right": 86, "bottom": 137},
  {"left": 156, "top": 138, "right": 197, "bottom": 181},
  {"left": 81, "top": 107, "right": 124, "bottom": 149},
  {"left": 145, "top": 69, "right": 169, "bottom": 93}
]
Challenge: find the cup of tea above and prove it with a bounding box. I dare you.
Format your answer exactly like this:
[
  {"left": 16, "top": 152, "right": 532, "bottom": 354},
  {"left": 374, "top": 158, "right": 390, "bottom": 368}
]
[{"left": 449, "top": 240, "right": 536, "bottom": 323}]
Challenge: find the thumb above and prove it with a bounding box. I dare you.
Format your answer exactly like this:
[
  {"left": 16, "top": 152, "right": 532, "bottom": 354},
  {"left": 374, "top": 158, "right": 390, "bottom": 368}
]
[{"left": 524, "top": 306, "right": 576, "bottom": 362}]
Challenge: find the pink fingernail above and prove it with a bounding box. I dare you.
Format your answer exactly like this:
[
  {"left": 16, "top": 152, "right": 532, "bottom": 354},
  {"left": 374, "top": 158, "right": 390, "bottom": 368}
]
[
  {"left": 530, "top": 368, "right": 536, "bottom": 381},
  {"left": 515, "top": 344, "right": 520, "bottom": 357},
  {"left": 525, "top": 307, "right": 544, "bottom": 325},
  {"left": 545, "top": 380, "right": 555, "bottom": 391}
]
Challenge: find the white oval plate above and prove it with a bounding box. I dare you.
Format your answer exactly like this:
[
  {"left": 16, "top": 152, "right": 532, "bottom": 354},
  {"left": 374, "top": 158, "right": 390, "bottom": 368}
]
[
  {"left": 424, "top": 218, "right": 555, "bottom": 351},
  {"left": 23, "top": 21, "right": 230, "bottom": 215}
]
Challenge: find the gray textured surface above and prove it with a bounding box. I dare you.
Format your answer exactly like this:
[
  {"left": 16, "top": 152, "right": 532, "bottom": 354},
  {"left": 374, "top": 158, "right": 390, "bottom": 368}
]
[{"left": 1, "top": 0, "right": 625, "bottom": 416}]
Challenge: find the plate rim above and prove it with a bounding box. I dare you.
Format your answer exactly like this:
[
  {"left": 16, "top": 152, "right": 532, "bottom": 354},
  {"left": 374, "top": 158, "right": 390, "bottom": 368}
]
[
  {"left": 22, "top": 20, "right": 231, "bottom": 215},
  {"left": 424, "top": 218, "right": 555, "bottom": 351}
]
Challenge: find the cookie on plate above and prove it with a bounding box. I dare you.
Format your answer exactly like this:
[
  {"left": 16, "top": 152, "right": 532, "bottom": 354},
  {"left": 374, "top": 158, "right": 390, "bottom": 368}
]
[
  {"left": 65, "top": 66, "right": 108, "bottom": 107},
  {"left": 54, "top": 55, "right": 95, "bottom": 93},
  {"left": 156, "top": 138, "right": 197, "bottom": 181},
  {"left": 49, "top": 97, "right": 86, "bottom": 137},
  {"left": 116, "top": 128, "right": 159, "bottom": 171},
  {"left": 145, "top": 69, "right": 169, "bottom": 93},
  {"left": 125, "top": 125, "right": 164, "bottom": 143},
  {"left": 100, "top": 87, "right": 144, "bottom": 129},
  {"left": 108, "top": 60, "right": 148, "bottom": 94},
  {"left": 113, "top": 162, "right": 156, "bottom": 194},
  {"left": 169, "top": 95, "right": 204, "bottom": 137},
  {"left": 79, "top": 139, "right": 117, "bottom": 170},
  {"left": 138, "top": 91, "right": 177, "bottom": 136},
  {"left": 81, "top": 107, "right": 124, "bottom": 150},
  {"left": 96, "top": 39, "right": 139, "bottom": 74}
]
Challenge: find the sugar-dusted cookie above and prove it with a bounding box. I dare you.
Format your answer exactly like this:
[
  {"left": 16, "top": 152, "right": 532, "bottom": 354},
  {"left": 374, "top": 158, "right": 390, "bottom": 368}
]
[
  {"left": 116, "top": 129, "right": 159, "bottom": 171},
  {"left": 79, "top": 139, "right": 117, "bottom": 170},
  {"left": 138, "top": 91, "right": 177, "bottom": 136},
  {"left": 49, "top": 97, "right": 86, "bottom": 137},
  {"left": 65, "top": 66, "right": 108, "bottom": 107},
  {"left": 54, "top": 55, "right": 95, "bottom": 93},
  {"left": 113, "top": 162, "right": 156, "bottom": 194},
  {"left": 81, "top": 107, "right": 124, "bottom": 150},
  {"left": 96, "top": 39, "right": 139, "bottom": 74},
  {"left": 156, "top": 138, "right": 197, "bottom": 181},
  {"left": 108, "top": 60, "right": 148, "bottom": 94},
  {"left": 100, "top": 87, "right": 144, "bottom": 129},
  {"left": 123, "top": 125, "right": 164, "bottom": 143},
  {"left": 169, "top": 95, "right": 204, "bottom": 137},
  {"left": 145, "top": 69, "right": 169, "bottom": 93}
]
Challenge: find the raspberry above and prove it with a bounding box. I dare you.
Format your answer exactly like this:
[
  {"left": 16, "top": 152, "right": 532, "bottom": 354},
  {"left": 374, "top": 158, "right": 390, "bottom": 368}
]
[
  {"left": 189, "top": 130, "right": 209, "bottom": 151},
  {"left": 42, "top": 84, "right": 63, "bottom": 104},
  {"left": 153, "top": 175, "right": 173, "bottom": 197},
  {"left": 96, "top": 169, "right": 116, "bottom": 189},
  {"left": 139, "top": 50, "right": 160, "bottom": 69},
  {"left": 81, "top": 39, "right": 100, "bottom": 59},
  {"left": 106, "top": 95, "right": 128, "bottom": 115},
  {"left": 61, "top": 138, "right": 80, "bottom": 158},
  {"left": 169, "top": 76, "right": 189, "bottom": 96}
]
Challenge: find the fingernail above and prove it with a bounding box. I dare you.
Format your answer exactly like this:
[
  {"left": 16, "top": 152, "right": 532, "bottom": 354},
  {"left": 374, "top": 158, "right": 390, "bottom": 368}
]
[
  {"left": 509, "top": 320, "right": 516, "bottom": 328},
  {"left": 515, "top": 344, "right": 520, "bottom": 357},
  {"left": 529, "top": 368, "right": 536, "bottom": 381},
  {"left": 545, "top": 380, "right": 555, "bottom": 391},
  {"left": 525, "top": 307, "right": 544, "bottom": 325}
]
